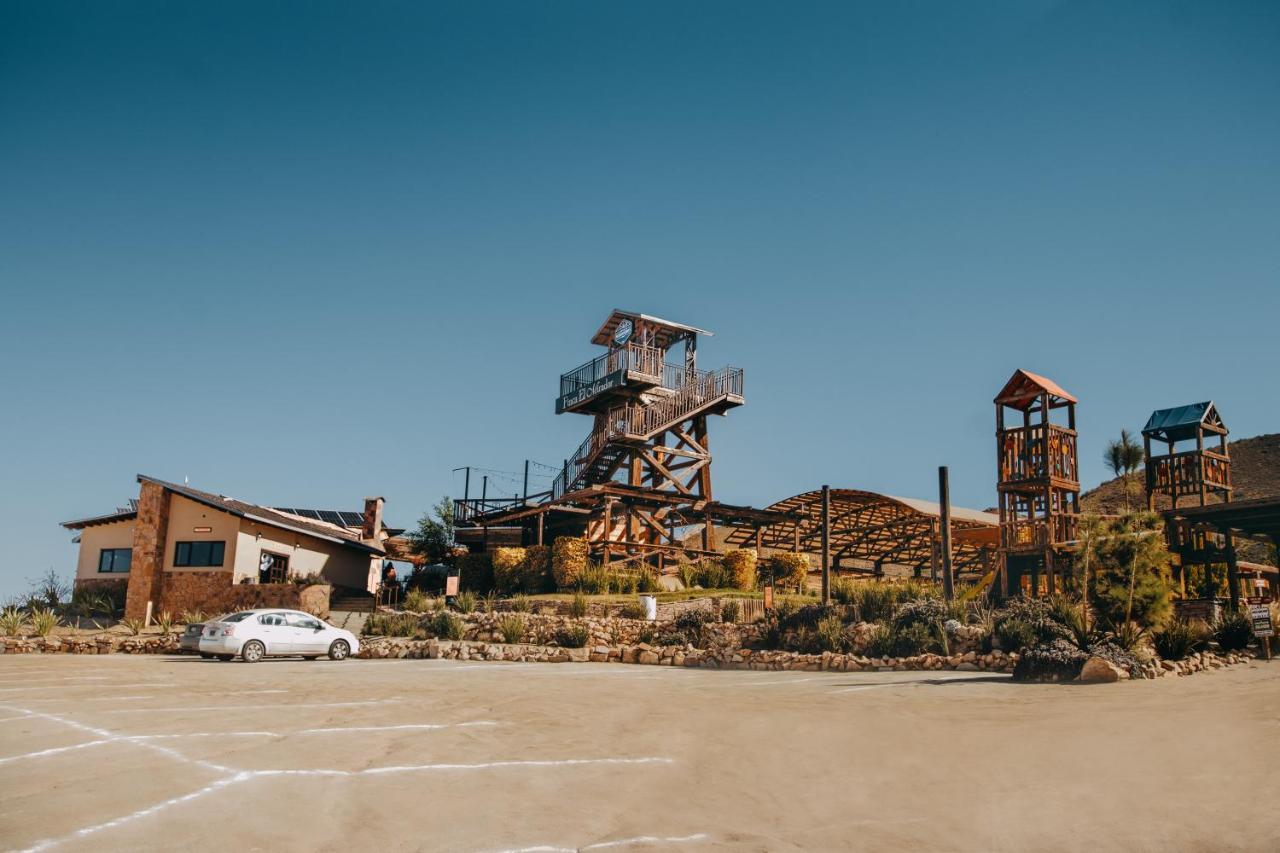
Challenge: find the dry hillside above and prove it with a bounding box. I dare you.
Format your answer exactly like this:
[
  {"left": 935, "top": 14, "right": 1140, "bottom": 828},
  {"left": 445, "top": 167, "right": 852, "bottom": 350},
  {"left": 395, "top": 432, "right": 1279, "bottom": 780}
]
[{"left": 1081, "top": 432, "right": 1280, "bottom": 515}]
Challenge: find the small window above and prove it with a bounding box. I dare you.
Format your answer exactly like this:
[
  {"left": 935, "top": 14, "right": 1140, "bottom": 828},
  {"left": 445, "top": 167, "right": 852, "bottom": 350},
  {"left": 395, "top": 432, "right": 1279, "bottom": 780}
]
[
  {"left": 258, "top": 613, "right": 287, "bottom": 626},
  {"left": 174, "top": 540, "right": 225, "bottom": 567},
  {"left": 98, "top": 548, "right": 132, "bottom": 573},
  {"left": 286, "top": 613, "right": 322, "bottom": 630}
]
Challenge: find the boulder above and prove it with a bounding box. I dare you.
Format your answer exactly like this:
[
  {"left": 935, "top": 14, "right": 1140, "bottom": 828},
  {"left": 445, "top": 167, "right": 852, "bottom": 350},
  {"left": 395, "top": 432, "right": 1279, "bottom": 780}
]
[{"left": 1079, "top": 656, "right": 1130, "bottom": 684}]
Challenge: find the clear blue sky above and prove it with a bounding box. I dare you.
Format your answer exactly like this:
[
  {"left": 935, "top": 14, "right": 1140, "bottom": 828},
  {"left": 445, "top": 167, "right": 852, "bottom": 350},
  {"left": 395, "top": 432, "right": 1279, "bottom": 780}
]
[{"left": 2, "top": 1, "right": 1277, "bottom": 598}]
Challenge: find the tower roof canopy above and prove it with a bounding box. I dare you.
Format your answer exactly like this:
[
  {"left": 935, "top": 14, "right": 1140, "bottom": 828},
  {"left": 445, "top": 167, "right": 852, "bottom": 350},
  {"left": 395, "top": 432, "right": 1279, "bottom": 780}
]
[
  {"left": 591, "top": 310, "right": 713, "bottom": 349},
  {"left": 994, "top": 369, "right": 1077, "bottom": 410},
  {"left": 1143, "top": 401, "right": 1225, "bottom": 442}
]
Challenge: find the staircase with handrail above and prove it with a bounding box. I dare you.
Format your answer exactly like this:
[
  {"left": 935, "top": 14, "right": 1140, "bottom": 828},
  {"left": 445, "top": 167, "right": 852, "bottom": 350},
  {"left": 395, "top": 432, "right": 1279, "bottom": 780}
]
[{"left": 552, "top": 365, "right": 744, "bottom": 498}]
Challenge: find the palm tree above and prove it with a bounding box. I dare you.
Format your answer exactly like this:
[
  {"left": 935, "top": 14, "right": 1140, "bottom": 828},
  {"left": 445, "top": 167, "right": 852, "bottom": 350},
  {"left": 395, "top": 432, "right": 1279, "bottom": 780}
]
[{"left": 1104, "top": 429, "right": 1146, "bottom": 512}]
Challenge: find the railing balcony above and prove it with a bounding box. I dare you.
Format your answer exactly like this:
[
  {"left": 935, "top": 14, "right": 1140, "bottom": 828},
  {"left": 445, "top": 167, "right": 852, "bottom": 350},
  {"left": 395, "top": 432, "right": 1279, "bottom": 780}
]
[
  {"left": 557, "top": 344, "right": 665, "bottom": 411},
  {"left": 999, "top": 423, "right": 1078, "bottom": 487},
  {"left": 1147, "top": 450, "right": 1231, "bottom": 496}
]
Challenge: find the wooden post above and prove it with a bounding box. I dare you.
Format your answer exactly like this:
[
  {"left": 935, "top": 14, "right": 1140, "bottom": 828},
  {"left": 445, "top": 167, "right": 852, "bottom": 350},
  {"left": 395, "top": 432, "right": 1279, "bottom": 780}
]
[
  {"left": 602, "top": 499, "right": 613, "bottom": 567},
  {"left": 938, "top": 466, "right": 955, "bottom": 601},
  {"left": 537, "top": 510, "right": 545, "bottom": 546},
  {"left": 820, "top": 484, "right": 831, "bottom": 606},
  {"left": 1224, "top": 530, "right": 1241, "bottom": 610}
]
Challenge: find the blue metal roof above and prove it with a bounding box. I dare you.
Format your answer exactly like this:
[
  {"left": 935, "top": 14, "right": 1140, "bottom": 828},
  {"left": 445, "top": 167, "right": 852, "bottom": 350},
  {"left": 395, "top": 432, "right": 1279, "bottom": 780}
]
[{"left": 1142, "top": 402, "right": 1216, "bottom": 440}]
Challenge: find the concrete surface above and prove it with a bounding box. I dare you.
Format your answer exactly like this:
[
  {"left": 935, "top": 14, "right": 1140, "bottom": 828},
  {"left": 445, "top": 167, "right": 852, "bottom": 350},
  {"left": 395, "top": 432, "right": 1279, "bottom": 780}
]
[{"left": 0, "top": 655, "right": 1277, "bottom": 852}]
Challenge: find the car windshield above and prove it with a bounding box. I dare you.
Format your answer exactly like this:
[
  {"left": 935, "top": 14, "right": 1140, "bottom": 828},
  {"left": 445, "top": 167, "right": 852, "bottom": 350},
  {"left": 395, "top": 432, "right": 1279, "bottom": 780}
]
[{"left": 220, "top": 612, "right": 255, "bottom": 623}]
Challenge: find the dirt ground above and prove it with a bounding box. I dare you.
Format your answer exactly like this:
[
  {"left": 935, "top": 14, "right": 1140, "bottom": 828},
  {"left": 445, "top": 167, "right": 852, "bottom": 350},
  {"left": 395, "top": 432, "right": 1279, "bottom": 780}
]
[{"left": 1, "top": 655, "right": 1277, "bottom": 853}]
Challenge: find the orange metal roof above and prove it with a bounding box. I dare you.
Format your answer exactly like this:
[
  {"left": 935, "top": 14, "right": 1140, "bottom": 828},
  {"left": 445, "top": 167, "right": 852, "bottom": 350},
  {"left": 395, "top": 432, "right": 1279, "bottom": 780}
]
[{"left": 994, "top": 369, "right": 1078, "bottom": 408}]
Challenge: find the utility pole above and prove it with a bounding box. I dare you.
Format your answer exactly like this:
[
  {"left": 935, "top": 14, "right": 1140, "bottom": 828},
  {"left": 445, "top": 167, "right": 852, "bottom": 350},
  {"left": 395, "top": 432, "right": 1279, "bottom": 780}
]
[
  {"left": 938, "top": 466, "right": 955, "bottom": 601},
  {"left": 523, "top": 460, "right": 530, "bottom": 503},
  {"left": 821, "top": 484, "right": 831, "bottom": 606}
]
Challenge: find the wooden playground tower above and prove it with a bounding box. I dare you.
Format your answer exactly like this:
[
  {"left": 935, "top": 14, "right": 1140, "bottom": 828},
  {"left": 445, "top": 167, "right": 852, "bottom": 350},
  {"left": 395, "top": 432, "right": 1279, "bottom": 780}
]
[
  {"left": 994, "top": 369, "right": 1080, "bottom": 597},
  {"left": 455, "top": 310, "right": 780, "bottom": 568},
  {"left": 1142, "top": 402, "right": 1234, "bottom": 594}
]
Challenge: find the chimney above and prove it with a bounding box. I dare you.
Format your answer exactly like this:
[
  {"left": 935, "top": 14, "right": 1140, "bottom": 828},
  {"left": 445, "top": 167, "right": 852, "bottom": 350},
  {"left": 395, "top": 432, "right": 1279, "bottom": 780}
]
[{"left": 362, "top": 496, "right": 385, "bottom": 541}]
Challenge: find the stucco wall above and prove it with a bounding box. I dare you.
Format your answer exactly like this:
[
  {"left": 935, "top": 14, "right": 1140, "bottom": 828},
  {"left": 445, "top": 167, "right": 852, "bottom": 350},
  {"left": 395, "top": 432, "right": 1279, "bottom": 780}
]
[
  {"left": 163, "top": 494, "right": 241, "bottom": 574},
  {"left": 74, "top": 520, "right": 136, "bottom": 579},
  {"left": 234, "top": 519, "right": 374, "bottom": 590}
]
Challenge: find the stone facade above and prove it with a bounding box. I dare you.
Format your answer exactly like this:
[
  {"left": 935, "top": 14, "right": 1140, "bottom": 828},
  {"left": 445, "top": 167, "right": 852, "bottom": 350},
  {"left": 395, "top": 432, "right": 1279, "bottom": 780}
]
[
  {"left": 156, "top": 573, "right": 331, "bottom": 619},
  {"left": 125, "top": 480, "right": 170, "bottom": 620}
]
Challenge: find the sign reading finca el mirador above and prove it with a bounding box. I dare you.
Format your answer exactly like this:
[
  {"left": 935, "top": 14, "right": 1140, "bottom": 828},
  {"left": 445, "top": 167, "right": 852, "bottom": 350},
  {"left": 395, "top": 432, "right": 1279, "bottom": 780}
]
[{"left": 556, "top": 370, "right": 624, "bottom": 413}]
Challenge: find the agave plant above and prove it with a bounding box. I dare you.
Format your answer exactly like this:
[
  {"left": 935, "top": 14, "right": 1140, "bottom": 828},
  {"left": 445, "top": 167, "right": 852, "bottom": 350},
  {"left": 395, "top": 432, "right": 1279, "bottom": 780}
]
[
  {"left": 121, "top": 617, "right": 146, "bottom": 636},
  {"left": 180, "top": 609, "right": 207, "bottom": 626},
  {"left": 29, "top": 607, "right": 62, "bottom": 638},
  {"left": 0, "top": 606, "right": 28, "bottom": 637},
  {"left": 155, "top": 611, "right": 174, "bottom": 635}
]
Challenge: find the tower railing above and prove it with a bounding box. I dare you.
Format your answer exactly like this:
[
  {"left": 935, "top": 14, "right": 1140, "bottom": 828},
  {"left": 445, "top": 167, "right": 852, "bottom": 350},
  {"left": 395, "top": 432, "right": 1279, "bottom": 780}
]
[
  {"left": 551, "top": 365, "right": 744, "bottom": 499},
  {"left": 1147, "top": 448, "right": 1230, "bottom": 496},
  {"left": 559, "top": 344, "right": 665, "bottom": 398},
  {"left": 998, "top": 423, "right": 1078, "bottom": 486}
]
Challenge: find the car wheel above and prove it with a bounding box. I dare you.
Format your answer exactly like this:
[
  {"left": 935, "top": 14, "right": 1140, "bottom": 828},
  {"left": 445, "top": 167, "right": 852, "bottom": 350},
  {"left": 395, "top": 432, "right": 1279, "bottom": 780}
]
[
  {"left": 216, "top": 654, "right": 235, "bottom": 662},
  {"left": 199, "top": 653, "right": 214, "bottom": 659},
  {"left": 328, "top": 639, "right": 350, "bottom": 661},
  {"left": 241, "top": 640, "right": 266, "bottom": 663}
]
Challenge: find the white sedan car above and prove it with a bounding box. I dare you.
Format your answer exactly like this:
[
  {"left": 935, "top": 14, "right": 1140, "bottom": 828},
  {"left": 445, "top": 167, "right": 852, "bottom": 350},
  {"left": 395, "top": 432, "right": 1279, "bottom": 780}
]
[{"left": 199, "top": 609, "right": 359, "bottom": 663}]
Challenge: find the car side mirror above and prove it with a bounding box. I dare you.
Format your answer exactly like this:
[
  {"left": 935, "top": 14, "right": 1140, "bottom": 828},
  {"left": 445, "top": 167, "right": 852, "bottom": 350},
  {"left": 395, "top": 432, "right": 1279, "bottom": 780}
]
[{"left": 314, "top": 625, "right": 323, "bottom": 631}]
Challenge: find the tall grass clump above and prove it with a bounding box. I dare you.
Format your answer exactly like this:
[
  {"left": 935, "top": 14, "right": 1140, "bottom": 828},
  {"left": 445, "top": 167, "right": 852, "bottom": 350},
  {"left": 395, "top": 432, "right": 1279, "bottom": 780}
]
[
  {"left": 557, "top": 622, "right": 590, "bottom": 648},
  {"left": 429, "top": 611, "right": 465, "bottom": 641},
  {"left": 1214, "top": 608, "right": 1253, "bottom": 652},
  {"left": 29, "top": 607, "right": 61, "bottom": 638},
  {"left": 403, "top": 588, "right": 433, "bottom": 613},
  {"left": 497, "top": 614, "right": 526, "bottom": 644},
  {"left": 510, "top": 594, "right": 531, "bottom": 613},
  {"left": 453, "top": 590, "right": 477, "bottom": 614},
  {"left": 569, "top": 592, "right": 588, "bottom": 619},
  {"left": 1152, "top": 617, "right": 1208, "bottom": 660}
]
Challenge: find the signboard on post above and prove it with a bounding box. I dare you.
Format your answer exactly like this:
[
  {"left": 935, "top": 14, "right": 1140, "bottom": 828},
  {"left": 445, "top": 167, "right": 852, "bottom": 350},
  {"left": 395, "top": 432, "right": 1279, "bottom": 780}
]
[{"left": 1248, "top": 603, "right": 1273, "bottom": 638}]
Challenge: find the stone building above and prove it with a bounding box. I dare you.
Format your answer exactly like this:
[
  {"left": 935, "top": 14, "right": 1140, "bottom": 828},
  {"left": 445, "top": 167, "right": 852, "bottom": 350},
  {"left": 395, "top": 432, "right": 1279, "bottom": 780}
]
[{"left": 63, "top": 475, "right": 401, "bottom": 621}]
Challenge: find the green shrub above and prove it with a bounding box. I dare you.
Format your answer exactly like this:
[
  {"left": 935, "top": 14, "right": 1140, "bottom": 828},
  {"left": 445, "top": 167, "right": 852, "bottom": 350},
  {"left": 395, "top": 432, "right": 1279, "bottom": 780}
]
[
  {"left": 677, "top": 562, "right": 699, "bottom": 590},
  {"left": 552, "top": 537, "right": 589, "bottom": 590},
  {"left": 831, "top": 578, "right": 857, "bottom": 606},
  {"left": 613, "top": 571, "right": 639, "bottom": 595},
  {"left": 636, "top": 568, "right": 661, "bottom": 593},
  {"left": 402, "top": 589, "right": 433, "bottom": 613},
  {"left": 996, "top": 597, "right": 1068, "bottom": 645},
  {"left": 121, "top": 617, "right": 145, "bottom": 636},
  {"left": 569, "top": 592, "right": 588, "bottom": 618},
  {"left": 620, "top": 601, "right": 646, "bottom": 620},
  {"left": 155, "top": 611, "right": 174, "bottom": 635},
  {"left": 577, "top": 564, "right": 613, "bottom": 595},
  {"left": 557, "top": 622, "right": 590, "bottom": 648},
  {"left": 455, "top": 552, "right": 494, "bottom": 594},
  {"left": 491, "top": 547, "right": 528, "bottom": 594},
  {"left": 180, "top": 609, "right": 207, "bottom": 625},
  {"left": 697, "top": 558, "right": 730, "bottom": 590},
  {"left": 862, "top": 622, "right": 935, "bottom": 657},
  {"left": 995, "top": 618, "right": 1038, "bottom": 652},
  {"left": 482, "top": 592, "right": 499, "bottom": 613},
  {"left": 364, "top": 613, "right": 419, "bottom": 637},
  {"left": 510, "top": 594, "right": 531, "bottom": 613},
  {"left": 521, "top": 545, "right": 552, "bottom": 593},
  {"left": 768, "top": 553, "right": 810, "bottom": 592},
  {"left": 1153, "top": 618, "right": 1208, "bottom": 660},
  {"left": 1086, "top": 512, "right": 1175, "bottom": 629},
  {"left": 497, "top": 614, "right": 526, "bottom": 644},
  {"left": 720, "top": 600, "right": 741, "bottom": 623},
  {"left": 815, "top": 614, "right": 849, "bottom": 653},
  {"left": 453, "top": 590, "right": 477, "bottom": 614},
  {"left": 1108, "top": 620, "right": 1149, "bottom": 653},
  {"left": 1214, "top": 609, "right": 1253, "bottom": 652},
  {"left": 723, "top": 550, "right": 757, "bottom": 590},
  {"left": 673, "top": 609, "right": 713, "bottom": 647},
  {"left": 0, "top": 606, "right": 28, "bottom": 637},
  {"left": 429, "top": 611, "right": 465, "bottom": 640}
]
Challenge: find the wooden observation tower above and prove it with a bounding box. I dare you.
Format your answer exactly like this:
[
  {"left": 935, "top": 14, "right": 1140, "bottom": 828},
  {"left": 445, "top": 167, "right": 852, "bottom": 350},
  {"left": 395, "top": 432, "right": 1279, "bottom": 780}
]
[
  {"left": 1143, "top": 402, "right": 1233, "bottom": 592},
  {"left": 456, "top": 310, "right": 765, "bottom": 569},
  {"left": 994, "top": 369, "right": 1080, "bottom": 597}
]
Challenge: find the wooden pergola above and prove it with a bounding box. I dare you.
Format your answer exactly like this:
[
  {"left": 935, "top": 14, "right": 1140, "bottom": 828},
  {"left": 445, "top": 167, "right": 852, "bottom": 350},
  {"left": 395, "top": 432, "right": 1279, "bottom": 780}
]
[{"left": 723, "top": 488, "right": 999, "bottom": 581}]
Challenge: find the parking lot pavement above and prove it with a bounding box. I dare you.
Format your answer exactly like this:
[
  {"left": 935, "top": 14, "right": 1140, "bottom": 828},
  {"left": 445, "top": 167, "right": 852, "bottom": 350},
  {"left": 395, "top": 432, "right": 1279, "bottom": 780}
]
[{"left": 1, "top": 655, "right": 1277, "bottom": 852}]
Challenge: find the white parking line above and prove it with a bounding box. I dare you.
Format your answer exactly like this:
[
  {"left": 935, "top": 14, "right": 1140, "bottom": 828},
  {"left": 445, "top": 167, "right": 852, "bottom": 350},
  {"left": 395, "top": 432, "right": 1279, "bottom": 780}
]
[
  {"left": 90, "top": 699, "right": 399, "bottom": 713},
  {"left": 491, "top": 833, "right": 709, "bottom": 852}
]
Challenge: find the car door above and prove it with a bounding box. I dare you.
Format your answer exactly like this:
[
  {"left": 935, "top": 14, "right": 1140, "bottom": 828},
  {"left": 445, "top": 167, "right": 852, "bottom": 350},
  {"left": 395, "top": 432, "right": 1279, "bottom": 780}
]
[
  {"left": 286, "top": 612, "right": 327, "bottom": 654},
  {"left": 256, "top": 612, "right": 292, "bottom": 654}
]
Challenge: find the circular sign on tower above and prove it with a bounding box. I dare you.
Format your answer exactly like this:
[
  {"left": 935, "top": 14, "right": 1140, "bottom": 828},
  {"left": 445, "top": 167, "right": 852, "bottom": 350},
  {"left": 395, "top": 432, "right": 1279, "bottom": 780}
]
[{"left": 613, "top": 318, "right": 633, "bottom": 346}]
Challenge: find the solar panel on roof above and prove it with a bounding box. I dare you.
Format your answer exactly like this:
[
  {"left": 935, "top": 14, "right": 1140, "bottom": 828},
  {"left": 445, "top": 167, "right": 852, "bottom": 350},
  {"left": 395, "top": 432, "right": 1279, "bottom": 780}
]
[{"left": 338, "top": 511, "right": 366, "bottom": 527}]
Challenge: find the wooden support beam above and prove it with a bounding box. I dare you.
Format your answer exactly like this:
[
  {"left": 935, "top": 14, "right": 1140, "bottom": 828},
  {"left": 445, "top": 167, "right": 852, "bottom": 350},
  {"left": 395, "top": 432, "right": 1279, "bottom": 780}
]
[{"left": 821, "top": 484, "right": 831, "bottom": 605}]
